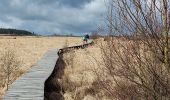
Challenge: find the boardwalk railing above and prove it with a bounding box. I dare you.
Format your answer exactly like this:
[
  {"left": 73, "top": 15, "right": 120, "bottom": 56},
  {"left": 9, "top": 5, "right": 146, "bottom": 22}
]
[{"left": 3, "top": 41, "right": 93, "bottom": 100}]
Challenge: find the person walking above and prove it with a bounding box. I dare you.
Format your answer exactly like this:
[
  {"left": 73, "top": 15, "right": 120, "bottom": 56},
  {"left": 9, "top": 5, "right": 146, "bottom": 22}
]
[{"left": 83, "top": 34, "right": 89, "bottom": 44}]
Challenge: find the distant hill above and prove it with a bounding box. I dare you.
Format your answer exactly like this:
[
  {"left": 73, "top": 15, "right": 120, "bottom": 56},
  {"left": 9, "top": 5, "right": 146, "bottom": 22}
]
[{"left": 0, "top": 28, "right": 36, "bottom": 36}]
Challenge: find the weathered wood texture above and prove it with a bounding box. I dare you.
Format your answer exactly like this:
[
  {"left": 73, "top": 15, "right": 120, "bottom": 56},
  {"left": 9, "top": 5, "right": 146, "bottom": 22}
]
[{"left": 3, "top": 49, "right": 59, "bottom": 100}]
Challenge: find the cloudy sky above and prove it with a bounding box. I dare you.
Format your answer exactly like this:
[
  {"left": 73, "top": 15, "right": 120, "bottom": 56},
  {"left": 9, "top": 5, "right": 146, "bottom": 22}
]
[{"left": 0, "top": 0, "right": 106, "bottom": 35}]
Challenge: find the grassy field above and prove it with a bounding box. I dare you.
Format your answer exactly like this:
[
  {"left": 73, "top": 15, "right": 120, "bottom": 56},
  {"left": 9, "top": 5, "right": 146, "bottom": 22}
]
[
  {"left": 0, "top": 36, "right": 82, "bottom": 98},
  {"left": 1, "top": 36, "right": 166, "bottom": 99},
  {"left": 61, "top": 39, "right": 108, "bottom": 100},
  {"left": 59, "top": 37, "right": 170, "bottom": 100}
]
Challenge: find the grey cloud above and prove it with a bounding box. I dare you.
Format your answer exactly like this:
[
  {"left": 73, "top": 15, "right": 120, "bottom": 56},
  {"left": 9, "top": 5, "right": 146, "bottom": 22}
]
[
  {"left": 0, "top": 0, "right": 106, "bottom": 35},
  {"left": 57, "top": 0, "right": 94, "bottom": 8},
  {"left": 24, "top": 0, "right": 94, "bottom": 8},
  {"left": 33, "top": 0, "right": 94, "bottom": 8}
]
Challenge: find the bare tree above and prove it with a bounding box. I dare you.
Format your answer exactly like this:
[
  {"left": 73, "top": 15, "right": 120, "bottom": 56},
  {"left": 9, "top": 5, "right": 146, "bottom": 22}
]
[
  {"left": 0, "top": 49, "right": 21, "bottom": 90},
  {"left": 162, "top": 0, "right": 169, "bottom": 70},
  {"left": 93, "top": 0, "right": 170, "bottom": 99}
]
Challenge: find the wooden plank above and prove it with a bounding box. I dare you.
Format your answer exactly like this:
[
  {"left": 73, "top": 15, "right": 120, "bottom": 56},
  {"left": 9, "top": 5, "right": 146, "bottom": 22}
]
[{"left": 3, "top": 48, "right": 59, "bottom": 100}]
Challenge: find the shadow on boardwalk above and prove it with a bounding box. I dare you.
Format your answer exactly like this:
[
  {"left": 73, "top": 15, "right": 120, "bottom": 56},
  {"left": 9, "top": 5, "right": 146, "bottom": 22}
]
[
  {"left": 44, "top": 54, "right": 65, "bottom": 100},
  {"left": 44, "top": 41, "right": 94, "bottom": 100}
]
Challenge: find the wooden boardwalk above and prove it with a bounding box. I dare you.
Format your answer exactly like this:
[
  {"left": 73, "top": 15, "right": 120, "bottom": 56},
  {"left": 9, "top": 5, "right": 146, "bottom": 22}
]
[
  {"left": 3, "top": 48, "right": 59, "bottom": 100},
  {"left": 3, "top": 40, "right": 94, "bottom": 100}
]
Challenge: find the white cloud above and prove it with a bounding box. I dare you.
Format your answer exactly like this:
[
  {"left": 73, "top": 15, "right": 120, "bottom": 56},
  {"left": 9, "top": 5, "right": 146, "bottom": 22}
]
[{"left": 10, "top": 0, "right": 22, "bottom": 6}]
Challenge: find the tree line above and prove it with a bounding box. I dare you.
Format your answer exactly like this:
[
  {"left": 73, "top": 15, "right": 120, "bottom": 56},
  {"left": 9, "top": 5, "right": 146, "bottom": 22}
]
[{"left": 0, "top": 28, "right": 36, "bottom": 36}]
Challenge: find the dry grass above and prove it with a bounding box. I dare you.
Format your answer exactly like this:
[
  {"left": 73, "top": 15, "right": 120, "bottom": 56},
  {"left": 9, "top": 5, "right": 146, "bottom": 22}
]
[
  {"left": 92, "top": 37, "right": 170, "bottom": 99},
  {"left": 61, "top": 41, "right": 113, "bottom": 100},
  {"left": 60, "top": 37, "right": 170, "bottom": 100},
  {"left": 0, "top": 36, "right": 81, "bottom": 97}
]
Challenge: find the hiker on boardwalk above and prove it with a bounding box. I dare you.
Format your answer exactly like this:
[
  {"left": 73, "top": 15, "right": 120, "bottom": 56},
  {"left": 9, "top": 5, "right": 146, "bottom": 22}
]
[{"left": 83, "top": 34, "right": 89, "bottom": 44}]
